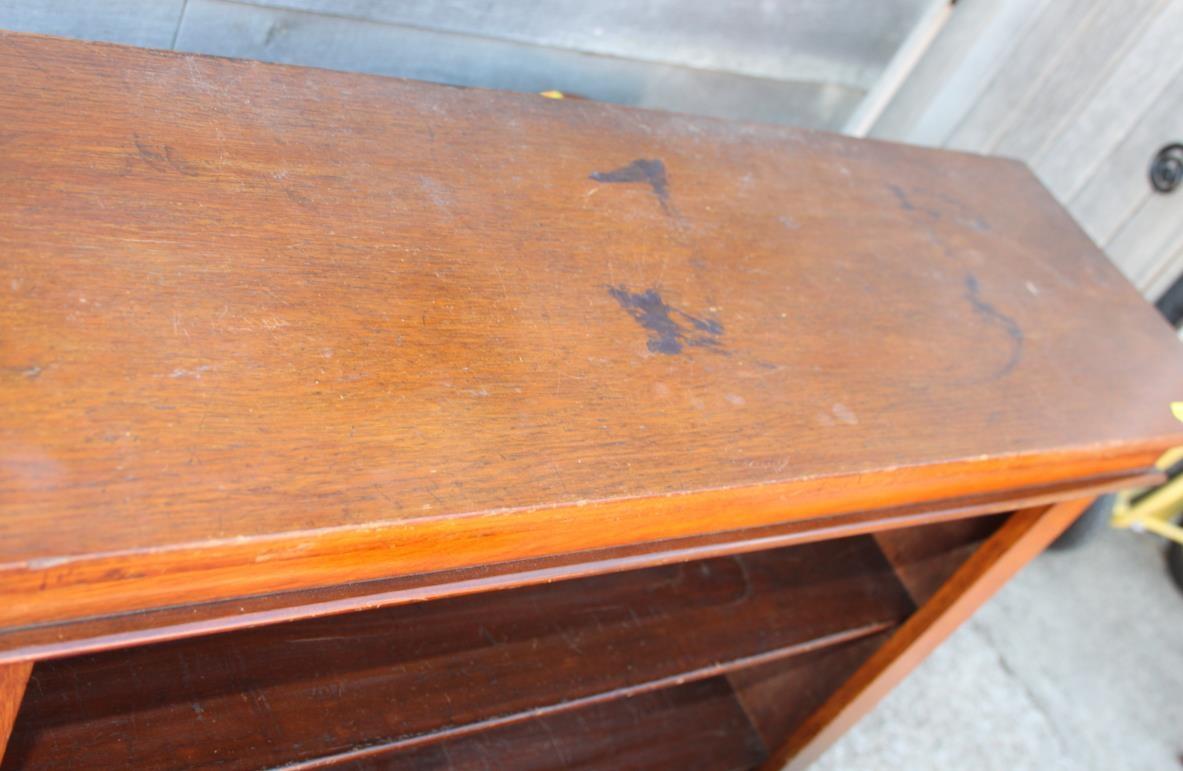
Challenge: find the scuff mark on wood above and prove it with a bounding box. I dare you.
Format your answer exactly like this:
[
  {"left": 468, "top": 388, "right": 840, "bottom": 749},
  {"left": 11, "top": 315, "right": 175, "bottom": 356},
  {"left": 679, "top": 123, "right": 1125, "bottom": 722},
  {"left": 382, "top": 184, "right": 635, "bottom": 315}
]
[{"left": 133, "top": 135, "right": 200, "bottom": 177}]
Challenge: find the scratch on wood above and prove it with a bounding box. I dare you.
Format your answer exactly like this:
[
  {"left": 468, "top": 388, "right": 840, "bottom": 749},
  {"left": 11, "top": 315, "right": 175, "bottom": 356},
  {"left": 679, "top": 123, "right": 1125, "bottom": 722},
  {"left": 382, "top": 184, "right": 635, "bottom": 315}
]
[{"left": 133, "top": 135, "right": 199, "bottom": 177}]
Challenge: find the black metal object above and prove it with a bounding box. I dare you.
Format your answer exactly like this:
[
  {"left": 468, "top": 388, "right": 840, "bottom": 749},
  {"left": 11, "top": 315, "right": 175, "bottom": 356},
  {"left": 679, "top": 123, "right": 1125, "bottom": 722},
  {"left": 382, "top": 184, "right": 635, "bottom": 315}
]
[
  {"left": 1155, "top": 270, "right": 1183, "bottom": 327},
  {"left": 1150, "top": 143, "right": 1183, "bottom": 193}
]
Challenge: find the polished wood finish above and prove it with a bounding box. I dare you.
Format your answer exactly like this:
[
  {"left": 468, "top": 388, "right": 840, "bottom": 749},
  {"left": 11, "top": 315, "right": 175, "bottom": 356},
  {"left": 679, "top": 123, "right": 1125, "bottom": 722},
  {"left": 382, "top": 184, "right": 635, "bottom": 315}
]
[
  {"left": 874, "top": 513, "right": 1006, "bottom": 605},
  {"left": 768, "top": 501, "right": 1089, "bottom": 770},
  {"left": 0, "top": 662, "right": 30, "bottom": 766},
  {"left": 3, "top": 33, "right": 1183, "bottom": 631},
  {"left": 0, "top": 469, "right": 1144, "bottom": 665},
  {"left": 334, "top": 678, "right": 766, "bottom": 771},
  {"left": 4, "top": 537, "right": 910, "bottom": 769},
  {"left": 730, "top": 632, "right": 889, "bottom": 754},
  {"left": 2, "top": 32, "right": 1180, "bottom": 769},
  {"left": 730, "top": 513, "right": 1002, "bottom": 753}
]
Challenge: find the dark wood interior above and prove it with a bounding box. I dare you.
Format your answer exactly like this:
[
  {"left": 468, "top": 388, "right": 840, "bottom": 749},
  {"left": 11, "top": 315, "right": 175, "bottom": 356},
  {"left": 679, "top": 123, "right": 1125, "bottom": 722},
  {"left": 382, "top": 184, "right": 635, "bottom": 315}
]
[{"left": 5, "top": 519, "right": 1001, "bottom": 770}]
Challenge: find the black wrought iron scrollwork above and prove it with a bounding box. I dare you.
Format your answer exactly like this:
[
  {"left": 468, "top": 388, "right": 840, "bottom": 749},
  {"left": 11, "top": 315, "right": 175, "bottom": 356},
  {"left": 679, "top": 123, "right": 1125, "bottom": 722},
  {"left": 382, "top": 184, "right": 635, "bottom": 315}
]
[{"left": 1150, "top": 143, "right": 1183, "bottom": 193}]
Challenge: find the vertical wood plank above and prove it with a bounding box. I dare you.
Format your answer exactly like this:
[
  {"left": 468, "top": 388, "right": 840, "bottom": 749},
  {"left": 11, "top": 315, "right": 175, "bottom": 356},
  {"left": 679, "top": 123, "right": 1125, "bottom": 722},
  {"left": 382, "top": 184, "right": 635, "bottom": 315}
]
[
  {"left": 1105, "top": 199, "right": 1183, "bottom": 293},
  {"left": 870, "top": 0, "right": 1052, "bottom": 145},
  {"left": 990, "top": 0, "right": 1165, "bottom": 161},
  {"left": 1066, "top": 65, "right": 1183, "bottom": 247},
  {"left": 0, "top": 660, "right": 32, "bottom": 763},
  {"left": 763, "top": 500, "right": 1090, "bottom": 771},
  {"left": 945, "top": 0, "right": 1100, "bottom": 152},
  {"left": 1144, "top": 238, "right": 1183, "bottom": 303},
  {"left": 1031, "top": 0, "right": 1183, "bottom": 200}
]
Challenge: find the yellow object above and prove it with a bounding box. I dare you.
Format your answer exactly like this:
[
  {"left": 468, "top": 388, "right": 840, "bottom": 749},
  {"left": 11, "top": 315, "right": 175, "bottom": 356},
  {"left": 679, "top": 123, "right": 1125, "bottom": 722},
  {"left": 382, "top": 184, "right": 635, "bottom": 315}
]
[
  {"left": 539, "top": 90, "right": 565, "bottom": 99},
  {"left": 1110, "top": 446, "right": 1183, "bottom": 545},
  {"left": 1171, "top": 401, "right": 1183, "bottom": 422}
]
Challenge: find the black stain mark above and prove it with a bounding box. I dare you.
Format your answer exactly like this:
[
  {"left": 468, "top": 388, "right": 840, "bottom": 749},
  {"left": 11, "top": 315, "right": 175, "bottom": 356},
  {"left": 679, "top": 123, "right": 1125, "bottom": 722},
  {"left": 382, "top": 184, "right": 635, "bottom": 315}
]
[
  {"left": 590, "top": 159, "right": 670, "bottom": 212},
  {"left": 889, "top": 183, "right": 990, "bottom": 232},
  {"left": 888, "top": 183, "right": 940, "bottom": 220},
  {"left": 965, "top": 273, "right": 1023, "bottom": 378},
  {"left": 134, "top": 135, "right": 200, "bottom": 177},
  {"left": 887, "top": 183, "right": 915, "bottom": 212},
  {"left": 607, "top": 285, "right": 724, "bottom": 355}
]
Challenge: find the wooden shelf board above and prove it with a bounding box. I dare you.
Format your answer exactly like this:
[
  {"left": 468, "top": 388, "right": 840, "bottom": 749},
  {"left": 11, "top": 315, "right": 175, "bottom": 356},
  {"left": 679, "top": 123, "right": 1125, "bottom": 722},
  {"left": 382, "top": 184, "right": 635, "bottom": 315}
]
[
  {"left": 5, "top": 536, "right": 910, "bottom": 770},
  {"left": 319, "top": 677, "right": 766, "bottom": 771}
]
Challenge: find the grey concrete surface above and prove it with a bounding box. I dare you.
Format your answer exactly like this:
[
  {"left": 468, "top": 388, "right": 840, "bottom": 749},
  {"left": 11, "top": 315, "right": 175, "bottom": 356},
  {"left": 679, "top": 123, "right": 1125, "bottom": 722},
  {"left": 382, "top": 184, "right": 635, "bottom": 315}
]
[
  {"left": 814, "top": 527, "right": 1183, "bottom": 771},
  {"left": 0, "top": 0, "right": 937, "bottom": 130}
]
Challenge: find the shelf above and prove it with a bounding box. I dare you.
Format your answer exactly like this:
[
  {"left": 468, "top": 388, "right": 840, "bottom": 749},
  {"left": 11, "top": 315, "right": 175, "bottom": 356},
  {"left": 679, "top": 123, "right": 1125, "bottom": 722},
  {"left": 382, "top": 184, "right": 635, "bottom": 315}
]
[
  {"left": 6, "top": 535, "right": 912, "bottom": 769},
  {"left": 337, "top": 678, "right": 765, "bottom": 770}
]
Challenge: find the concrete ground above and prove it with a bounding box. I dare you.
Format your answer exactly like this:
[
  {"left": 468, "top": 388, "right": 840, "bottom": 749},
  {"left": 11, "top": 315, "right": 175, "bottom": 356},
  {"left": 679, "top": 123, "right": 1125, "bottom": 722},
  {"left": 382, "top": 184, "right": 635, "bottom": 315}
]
[{"left": 814, "top": 526, "right": 1183, "bottom": 771}]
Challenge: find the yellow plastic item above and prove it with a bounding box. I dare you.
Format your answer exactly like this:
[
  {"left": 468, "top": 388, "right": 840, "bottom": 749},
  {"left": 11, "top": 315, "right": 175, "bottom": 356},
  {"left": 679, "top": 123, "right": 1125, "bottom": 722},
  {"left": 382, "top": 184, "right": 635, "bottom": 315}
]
[{"left": 1110, "top": 446, "right": 1183, "bottom": 545}]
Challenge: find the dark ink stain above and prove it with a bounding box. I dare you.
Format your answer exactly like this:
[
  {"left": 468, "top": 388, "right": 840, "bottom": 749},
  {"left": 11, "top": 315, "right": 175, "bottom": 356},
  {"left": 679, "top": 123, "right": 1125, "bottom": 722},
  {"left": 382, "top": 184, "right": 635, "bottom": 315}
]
[
  {"left": 888, "top": 183, "right": 941, "bottom": 220},
  {"left": 965, "top": 273, "right": 1023, "bottom": 378},
  {"left": 607, "top": 285, "right": 724, "bottom": 355},
  {"left": 887, "top": 183, "right": 915, "bottom": 212},
  {"left": 134, "top": 135, "right": 200, "bottom": 177},
  {"left": 890, "top": 183, "right": 991, "bottom": 231},
  {"left": 590, "top": 159, "right": 670, "bottom": 212}
]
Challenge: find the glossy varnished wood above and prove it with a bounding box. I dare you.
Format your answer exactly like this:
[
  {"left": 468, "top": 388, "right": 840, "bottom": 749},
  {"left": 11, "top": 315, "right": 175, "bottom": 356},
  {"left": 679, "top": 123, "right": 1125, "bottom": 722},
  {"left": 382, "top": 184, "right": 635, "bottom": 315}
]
[
  {"left": 2, "top": 33, "right": 1182, "bottom": 628},
  {"left": 332, "top": 678, "right": 767, "bottom": 771},
  {"left": 0, "top": 662, "right": 30, "bottom": 765},
  {"left": 0, "top": 469, "right": 1146, "bottom": 664},
  {"left": 767, "top": 501, "right": 1090, "bottom": 770},
  {"left": 4, "top": 537, "right": 910, "bottom": 769},
  {"left": 730, "top": 512, "right": 1003, "bottom": 753},
  {"left": 873, "top": 513, "right": 1006, "bottom": 605},
  {"left": 729, "top": 632, "right": 889, "bottom": 754}
]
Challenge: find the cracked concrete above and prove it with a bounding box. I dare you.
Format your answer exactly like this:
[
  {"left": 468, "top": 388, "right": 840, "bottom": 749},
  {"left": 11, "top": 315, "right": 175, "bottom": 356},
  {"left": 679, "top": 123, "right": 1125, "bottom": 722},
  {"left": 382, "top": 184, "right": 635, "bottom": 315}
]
[{"left": 812, "top": 526, "right": 1183, "bottom": 770}]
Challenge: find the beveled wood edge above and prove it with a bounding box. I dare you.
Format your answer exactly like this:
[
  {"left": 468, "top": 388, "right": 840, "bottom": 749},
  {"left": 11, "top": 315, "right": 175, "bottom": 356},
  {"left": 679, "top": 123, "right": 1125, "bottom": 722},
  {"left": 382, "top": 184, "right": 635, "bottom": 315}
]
[
  {"left": 0, "top": 466, "right": 1157, "bottom": 665},
  {"left": 0, "top": 660, "right": 32, "bottom": 764},
  {"left": 763, "top": 498, "right": 1089, "bottom": 770},
  {"left": 0, "top": 446, "right": 1165, "bottom": 631}
]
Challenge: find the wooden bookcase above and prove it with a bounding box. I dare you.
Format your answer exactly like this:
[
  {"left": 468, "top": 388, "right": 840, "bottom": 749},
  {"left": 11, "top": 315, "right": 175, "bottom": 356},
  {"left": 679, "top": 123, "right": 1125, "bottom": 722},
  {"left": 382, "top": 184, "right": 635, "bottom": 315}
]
[{"left": 1, "top": 32, "right": 1180, "bottom": 770}]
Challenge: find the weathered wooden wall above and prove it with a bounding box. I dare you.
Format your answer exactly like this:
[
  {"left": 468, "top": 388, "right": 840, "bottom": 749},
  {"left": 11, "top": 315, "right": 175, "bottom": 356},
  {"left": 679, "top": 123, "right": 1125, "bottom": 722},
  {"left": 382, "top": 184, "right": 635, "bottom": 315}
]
[{"left": 871, "top": 0, "right": 1183, "bottom": 302}]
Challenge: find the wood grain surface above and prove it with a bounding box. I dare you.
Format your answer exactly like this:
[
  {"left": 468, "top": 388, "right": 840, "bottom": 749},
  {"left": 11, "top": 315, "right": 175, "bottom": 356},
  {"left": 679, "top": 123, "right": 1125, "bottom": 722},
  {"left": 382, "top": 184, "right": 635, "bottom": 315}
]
[
  {"left": 0, "top": 662, "right": 30, "bottom": 765},
  {"left": 768, "top": 500, "right": 1090, "bottom": 770},
  {"left": 332, "top": 677, "right": 767, "bottom": 771},
  {"left": 4, "top": 536, "right": 909, "bottom": 769},
  {"left": 731, "top": 513, "right": 1002, "bottom": 753},
  {"left": 729, "top": 631, "right": 890, "bottom": 755},
  {"left": 0, "top": 468, "right": 1148, "bottom": 663},
  {"left": 2, "top": 32, "right": 1181, "bottom": 627},
  {"left": 873, "top": 513, "right": 1006, "bottom": 605}
]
